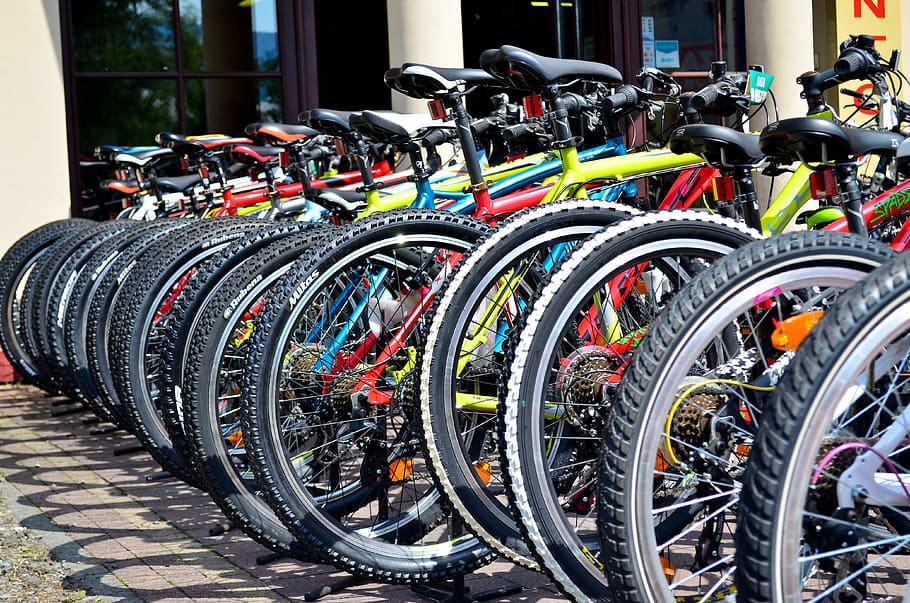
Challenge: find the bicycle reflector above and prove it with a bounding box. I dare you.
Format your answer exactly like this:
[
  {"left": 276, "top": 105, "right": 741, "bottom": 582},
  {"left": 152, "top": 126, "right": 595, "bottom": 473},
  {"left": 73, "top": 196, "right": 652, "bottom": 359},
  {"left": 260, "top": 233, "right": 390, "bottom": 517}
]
[
  {"left": 278, "top": 149, "right": 289, "bottom": 169},
  {"left": 427, "top": 98, "right": 447, "bottom": 120},
  {"left": 771, "top": 310, "right": 824, "bottom": 351},
  {"left": 522, "top": 94, "right": 544, "bottom": 118},
  {"left": 809, "top": 168, "right": 837, "bottom": 199},
  {"left": 333, "top": 137, "right": 347, "bottom": 157},
  {"left": 712, "top": 175, "right": 735, "bottom": 201}
]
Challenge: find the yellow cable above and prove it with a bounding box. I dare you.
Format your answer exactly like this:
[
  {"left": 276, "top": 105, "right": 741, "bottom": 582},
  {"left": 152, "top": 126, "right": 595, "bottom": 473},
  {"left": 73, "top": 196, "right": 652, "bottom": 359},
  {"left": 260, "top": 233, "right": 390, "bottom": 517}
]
[{"left": 663, "top": 378, "right": 774, "bottom": 466}]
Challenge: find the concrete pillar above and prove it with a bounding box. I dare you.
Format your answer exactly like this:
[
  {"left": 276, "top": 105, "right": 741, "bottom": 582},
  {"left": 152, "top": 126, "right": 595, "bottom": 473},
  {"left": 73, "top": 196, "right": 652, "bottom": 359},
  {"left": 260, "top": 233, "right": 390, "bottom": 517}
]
[
  {"left": 745, "top": 0, "right": 816, "bottom": 123},
  {"left": 386, "top": 1, "right": 464, "bottom": 114},
  {"left": 744, "top": 0, "right": 816, "bottom": 210},
  {"left": 0, "top": 0, "right": 71, "bottom": 254}
]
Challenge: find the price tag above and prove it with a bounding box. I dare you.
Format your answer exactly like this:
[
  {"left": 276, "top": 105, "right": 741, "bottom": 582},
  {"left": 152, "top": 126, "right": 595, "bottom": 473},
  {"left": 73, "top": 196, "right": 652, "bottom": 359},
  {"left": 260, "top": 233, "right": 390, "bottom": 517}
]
[{"left": 748, "top": 70, "right": 775, "bottom": 105}]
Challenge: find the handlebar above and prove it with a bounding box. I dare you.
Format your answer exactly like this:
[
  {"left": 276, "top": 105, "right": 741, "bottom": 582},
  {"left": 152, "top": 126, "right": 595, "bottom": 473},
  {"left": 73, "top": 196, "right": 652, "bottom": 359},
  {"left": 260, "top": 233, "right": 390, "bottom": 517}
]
[
  {"left": 689, "top": 83, "right": 721, "bottom": 112},
  {"left": 834, "top": 46, "right": 880, "bottom": 80},
  {"left": 501, "top": 121, "right": 546, "bottom": 143},
  {"left": 602, "top": 85, "right": 640, "bottom": 114},
  {"left": 421, "top": 128, "right": 457, "bottom": 148}
]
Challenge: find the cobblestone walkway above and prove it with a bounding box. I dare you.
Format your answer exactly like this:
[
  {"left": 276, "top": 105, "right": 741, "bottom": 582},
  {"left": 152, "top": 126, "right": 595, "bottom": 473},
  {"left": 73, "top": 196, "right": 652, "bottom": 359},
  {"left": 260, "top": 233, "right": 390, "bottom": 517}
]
[{"left": 0, "top": 385, "right": 565, "bottom": 602}]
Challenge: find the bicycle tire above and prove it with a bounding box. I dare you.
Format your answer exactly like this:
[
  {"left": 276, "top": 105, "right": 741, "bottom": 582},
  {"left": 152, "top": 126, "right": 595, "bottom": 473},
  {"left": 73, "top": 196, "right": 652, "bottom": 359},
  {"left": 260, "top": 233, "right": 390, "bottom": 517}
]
[
  {"left": 68, "top": 219, "right": 189, "bottom": 424},
  {"left": 0, "top": 219, "right": 93, "bottom": 389},
  {"left": 178, "top": 229, "right": 335, "bottom": 560},
  {"left": 30, "top": 220, "right": 140, "bottom": 398},
  {"left": 599, "top": 231, "right": 894, "bottom": 603},
  {"left": 419, "top": 199, "right": 638, "bottom": 568},
  {"left": 501, "top": 211, "right": 761, "bottom": 602},
  {"left": 737, "top": 249, "right": 910, "bottom": 602},
  {"left": 241, "top": 209, "right": 500, "bottom": 581},
  {"left": 108, "top": 217, "right": 268, "bottom": 484},
  {"left": 159, "top": 221, "right": 334, "bottom": 485}
]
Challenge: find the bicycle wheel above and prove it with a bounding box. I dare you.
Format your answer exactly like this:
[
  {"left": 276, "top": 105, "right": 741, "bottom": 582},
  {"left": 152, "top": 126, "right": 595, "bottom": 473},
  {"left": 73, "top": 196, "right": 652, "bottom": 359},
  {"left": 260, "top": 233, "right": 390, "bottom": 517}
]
[
  {"left": 599, "top": 231, "right": 894, "bottom": 603},
  {"left": 28, "top": 220, "right": 140, "bottom": 399},
  {"left": 108, "top": 217, "right": 267, "bottom": 484},
  {"left": 0, "top": 219, "right": 93, "bottom": 389},
  {"left": 738, "top": 249, "right": 910, "bottom": 602},
  {"left": 501, "top": 211, "right": 761, "bottom": 601},
  {"left": 160, "top": 221, "right": 334, "bottom": 487},
  {"left": 241, "top": 209, "right": 499, "bottom": 581},
  {"left": 177, "top": 229, "right": 334, "bottom": 560},
  {"left": 71, "top": 219, "right": 190, "bottom": 425},
  {"left": 420, "top": 199, "right": 638, "bottom": 568}
]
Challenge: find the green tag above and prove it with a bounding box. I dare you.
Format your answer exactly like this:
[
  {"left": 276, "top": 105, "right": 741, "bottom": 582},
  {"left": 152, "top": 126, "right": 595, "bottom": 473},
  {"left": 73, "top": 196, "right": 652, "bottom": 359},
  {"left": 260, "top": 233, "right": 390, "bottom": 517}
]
[{"left": 748, "top": 70, "right": 775, "bottom": 105}]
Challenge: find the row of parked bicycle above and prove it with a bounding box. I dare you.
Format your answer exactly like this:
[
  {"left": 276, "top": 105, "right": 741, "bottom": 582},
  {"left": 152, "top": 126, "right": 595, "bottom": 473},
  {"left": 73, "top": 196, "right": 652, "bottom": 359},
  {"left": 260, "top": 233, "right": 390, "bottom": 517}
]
[{"left": 3, "top": 35, "right": 910, "bottom": 602}]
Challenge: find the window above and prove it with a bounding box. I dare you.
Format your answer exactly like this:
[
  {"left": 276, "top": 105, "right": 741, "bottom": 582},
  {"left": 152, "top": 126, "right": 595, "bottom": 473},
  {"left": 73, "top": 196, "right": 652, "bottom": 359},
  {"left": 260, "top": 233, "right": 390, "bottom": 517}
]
[{"left": 71, "top": 0, "right": 282, "bottom": 154}]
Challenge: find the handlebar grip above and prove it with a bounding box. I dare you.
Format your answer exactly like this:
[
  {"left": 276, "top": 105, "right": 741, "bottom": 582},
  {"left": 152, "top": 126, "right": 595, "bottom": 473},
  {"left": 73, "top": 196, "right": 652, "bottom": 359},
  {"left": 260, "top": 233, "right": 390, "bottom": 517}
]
[
  {"left": 834, "top": 48, "right": 875, "bottom": 79},
  {"left": 502, "top": 122, "right": 535, "bottom": 143},
  {"left": 302, "top": 146, "right": 330, "bottom": 161},
  {"left": 422, "top": 128, "right": 455, "bottom": 147},
  {"left": 602, "top": 85, "right": 640, "bottom": 113},
  {"left": 562, "top": 92, "right": 594, "bottom": 116},
  {"left": 690, "top": 83, "right": 720, "bottom": 112}
]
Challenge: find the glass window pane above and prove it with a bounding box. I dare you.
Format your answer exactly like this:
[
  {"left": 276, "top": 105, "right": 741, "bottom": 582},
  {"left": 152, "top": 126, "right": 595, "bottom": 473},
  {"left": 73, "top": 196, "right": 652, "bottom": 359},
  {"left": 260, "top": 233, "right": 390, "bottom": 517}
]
[
  {"left": 76, "top": 78, "right": 178, "bottom": 152},
  {"left": 73, "top": 0, "right": 176, "bottom": 72},
  {"left": 180, "top": 0, "right": 279, "bottom": 72},
  {"left": 642, "top": 0, "right": 718, "bottom": 71},
  {"left": 185, "top": 78, "right": 282, "bottom": 135}
]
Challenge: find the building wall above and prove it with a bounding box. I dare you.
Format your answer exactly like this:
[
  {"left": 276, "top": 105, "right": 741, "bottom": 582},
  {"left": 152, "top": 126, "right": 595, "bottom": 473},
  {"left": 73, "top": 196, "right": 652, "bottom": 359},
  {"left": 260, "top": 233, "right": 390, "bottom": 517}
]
[{"left": 0, "top": 1, "right": 71, "bottom": 254}]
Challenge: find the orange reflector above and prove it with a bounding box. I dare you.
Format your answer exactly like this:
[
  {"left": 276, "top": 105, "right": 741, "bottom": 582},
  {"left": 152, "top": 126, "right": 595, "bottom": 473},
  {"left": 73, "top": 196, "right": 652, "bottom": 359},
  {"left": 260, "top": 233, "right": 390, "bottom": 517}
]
[
  {"left": 712, "top": 175, "right": 735, "bottom": 201},
  {"left": 389, "top": 457, "right": 413, "bottom": 483},
  {"left": 770, "top": 310, "right": 824, "bottom": 351},
  {"left": 736, "top": 443, "right": 751, "bottom": 457},
  {"left": 634, "top": 279, "right": 648, "bottom": 295},
  {"left": 809, "top": 168, "right": 837, "bottom": 200},
  {"left": 228, "top": 430, "right": 245, "bottom": 448},
  {"left": 473, "top": 460, "right": 492, "bottom": 485},
  {"left": 661, "top": 555, "right": 676, "bottom": 582},
  {"left": 654, "top": 451, "right": 671, "bottom": 474}
]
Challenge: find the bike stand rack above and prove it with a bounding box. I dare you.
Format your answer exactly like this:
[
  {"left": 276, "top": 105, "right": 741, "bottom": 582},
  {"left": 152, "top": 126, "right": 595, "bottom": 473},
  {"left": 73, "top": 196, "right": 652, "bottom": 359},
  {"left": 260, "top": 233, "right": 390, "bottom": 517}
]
[
  {"left": 88, "top": 425, "right": 121, "bottom": 436},
  {"left": 208, "top": 520, "right": 235, "bottom": 536},
  {"left": 412, "top": 577, "right": 522, "bottom": 603},
  {"left": 411, "top": 516, "right": 523, "bottom": 603},
  {"left": 144, "top": 471, "right": 172, "bottom": 482},
  {"left": 51, "top": 403, "right": 86, "bottom": 417},
  {"left": 113, "top": 443, "right": 145, "bottom": 456},
  {"left": 303, "top": 575, "right": 368, "bottom": 601},
  {"left": 256, "top": 551, "right": 285, "bottom": 565}
]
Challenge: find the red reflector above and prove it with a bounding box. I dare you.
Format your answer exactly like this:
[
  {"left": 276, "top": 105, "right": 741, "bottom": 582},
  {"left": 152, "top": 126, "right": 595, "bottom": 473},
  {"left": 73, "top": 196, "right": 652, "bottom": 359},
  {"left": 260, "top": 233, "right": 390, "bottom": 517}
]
[
  {"left": 427, "top": 99, "right": 447, "bottom": 120},
  {"left": 198, "top": 165, "right": 210, "bottom": 180},
  {"left": 179, "top": 156, "right": 190, "bottom": 172},
  {"left": 809, "top": 169, "right": 837, "bottom": 200},
  {"left": 522, "top": 94, "right": 544, "bottom": 118},
  {"left": 333, "top": 137, "right": 347, "bottom": 157},
  {"left": 279, "top": 149, "right": 289, "bottom": 168},
  {"left": 712, "top": 175, "right": 735, "bottom": 201}
]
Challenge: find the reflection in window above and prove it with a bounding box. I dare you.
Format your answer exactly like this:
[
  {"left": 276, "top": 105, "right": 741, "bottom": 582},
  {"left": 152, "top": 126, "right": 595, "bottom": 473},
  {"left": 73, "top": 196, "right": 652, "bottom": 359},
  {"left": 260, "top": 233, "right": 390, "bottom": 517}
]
[
  {"left": 76, "top": 79, "right": 178, "bottom": 149},
  {"left": 73, "top": 0, "right": 176, "bottom": 72},
  {"left": 179, "top": 0, "right": 278, "bottom": 72},
  {"left": 184, "top": 78, "right": 281, "bottom": 135}
]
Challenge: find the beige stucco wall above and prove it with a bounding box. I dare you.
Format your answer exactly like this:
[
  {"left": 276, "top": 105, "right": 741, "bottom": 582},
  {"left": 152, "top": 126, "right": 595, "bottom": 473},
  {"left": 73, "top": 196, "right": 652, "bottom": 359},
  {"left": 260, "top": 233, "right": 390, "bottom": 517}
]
[{"left": 0, "top": 1, "right": 71, "bottom": 255}]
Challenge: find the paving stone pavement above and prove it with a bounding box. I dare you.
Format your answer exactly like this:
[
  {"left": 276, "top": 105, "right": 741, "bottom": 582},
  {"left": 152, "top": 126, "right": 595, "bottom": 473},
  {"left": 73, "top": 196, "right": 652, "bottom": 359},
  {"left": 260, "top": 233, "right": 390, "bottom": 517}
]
[{"left": 0, "top": 385, "right": 569, "bottom": 602}]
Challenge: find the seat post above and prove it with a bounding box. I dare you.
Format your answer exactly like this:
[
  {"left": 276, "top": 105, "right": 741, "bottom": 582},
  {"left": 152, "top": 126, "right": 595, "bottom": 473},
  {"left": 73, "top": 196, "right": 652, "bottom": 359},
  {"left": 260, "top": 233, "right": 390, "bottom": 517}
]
[
  {"left": 732, "top": 165, "right": 761, "bottom": 229},
  {"left": 834, "top": 162, "right": 867, "bottom": 237}
]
